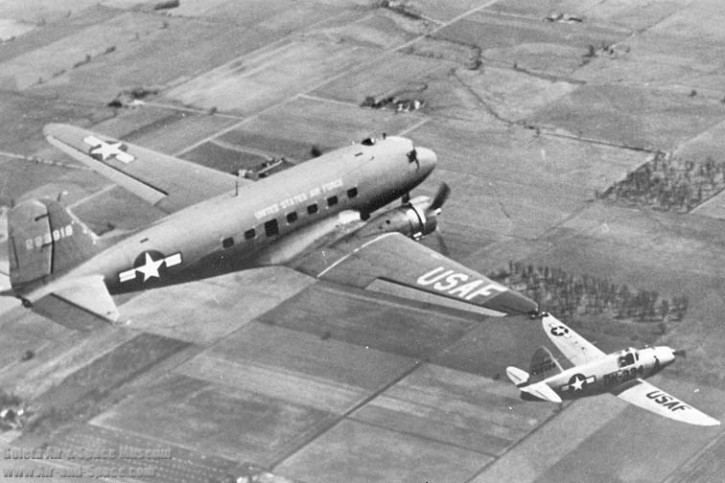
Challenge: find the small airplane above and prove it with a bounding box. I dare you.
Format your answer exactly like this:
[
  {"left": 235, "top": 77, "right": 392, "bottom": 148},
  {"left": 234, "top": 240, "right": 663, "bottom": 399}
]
[
  {"left": 0, "top": 124, "right": 539, "bottom": 330},
  {"left": 506, "top": 314, "right": 720, "bottom": 426}
]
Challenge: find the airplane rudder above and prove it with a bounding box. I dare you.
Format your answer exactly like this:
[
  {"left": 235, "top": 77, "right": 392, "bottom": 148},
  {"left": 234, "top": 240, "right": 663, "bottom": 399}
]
[
  {"left": 528, "top": 346, "right": 563, "bottom": 383},
  {"left": 8, "top": 200, "right": 53, "bottom": 287},
  {"left": 43, "top": 198, "right": 101, "bottom": 273},
  {"left": 7, "top": 198, "right": 100, "bottom": 287}
]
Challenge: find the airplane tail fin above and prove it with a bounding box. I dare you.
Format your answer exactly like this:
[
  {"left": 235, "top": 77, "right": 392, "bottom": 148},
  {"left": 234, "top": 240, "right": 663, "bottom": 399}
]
[
  {"left": 527, "top": 346, "right": 563, "bottom": 384},
  {"left": 7, "top": 198, "right": 102, "bottom": 289}
]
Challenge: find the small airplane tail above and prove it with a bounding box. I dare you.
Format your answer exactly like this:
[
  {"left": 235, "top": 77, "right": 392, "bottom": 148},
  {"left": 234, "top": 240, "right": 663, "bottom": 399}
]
[
  {"left": 527, "top": 346, "right": 563, "bottom": 384},
  {"left": 506, "top": 346, "right": 564, "bottom": 404},
  {"left": 505, "top": 365, "right": 562, "bottom": 403},
  {"left": 7, "top": 198, "right": 102, "bottom": 290},
  {"left": 506, "top": 366, "right": 530, "bottom": 386}
]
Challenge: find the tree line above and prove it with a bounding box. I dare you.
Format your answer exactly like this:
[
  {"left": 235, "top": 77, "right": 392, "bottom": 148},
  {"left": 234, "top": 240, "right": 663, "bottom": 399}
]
[
  {"left": 598, "top": 151, "right": 725, "bottom": 213},
  {"left": 490, "top": 261, "right": 689, "bottom": 323}
]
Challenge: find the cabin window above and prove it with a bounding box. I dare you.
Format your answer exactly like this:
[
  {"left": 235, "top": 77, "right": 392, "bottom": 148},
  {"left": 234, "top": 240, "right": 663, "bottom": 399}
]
[
  {"left": 222, "top": 237, "right": 234, "bottom": 249},
  {"left": 327, "top": 195, "right": 338, "bottom": 207},
  {"left": 347, "top": 187, "right": 358, "bottom": 199},
  {"left": 264, "top": 219, "right": 279, "bottom": 237},
  {"left": 244, "top": 228, "right": 256, "bottom": 240},
  {"left": 286, "top": 212, "right": 298, "bottom": 223},
  {"left": 307, "top": 203, "right": 318, "bottom": 215}
]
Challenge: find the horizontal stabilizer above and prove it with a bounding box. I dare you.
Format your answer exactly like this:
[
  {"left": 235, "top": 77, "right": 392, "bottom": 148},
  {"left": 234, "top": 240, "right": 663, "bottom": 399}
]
[
  {"left": 30, "top": 276, "right": 119, "bottom": 331},
  {"left": 521, "top": 381, "right": 562, "bottom": 404},
  {"left": 506, "top": 366, "right": 530, "bottom": 386}
]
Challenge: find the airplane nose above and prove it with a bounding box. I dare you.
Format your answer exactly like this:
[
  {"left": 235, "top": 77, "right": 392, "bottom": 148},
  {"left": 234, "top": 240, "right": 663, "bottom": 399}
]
[
  {"left": 655, "top": 346, "right": 677, "bottom": 366},
  {"left": 415, "top": 147, "right": 437, "bottom": 176}
]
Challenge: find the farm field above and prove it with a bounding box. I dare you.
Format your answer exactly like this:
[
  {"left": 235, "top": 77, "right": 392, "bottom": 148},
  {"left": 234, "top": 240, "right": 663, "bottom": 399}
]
[{"left": 0, "top": 1, "right": 724, "bottom": 482}]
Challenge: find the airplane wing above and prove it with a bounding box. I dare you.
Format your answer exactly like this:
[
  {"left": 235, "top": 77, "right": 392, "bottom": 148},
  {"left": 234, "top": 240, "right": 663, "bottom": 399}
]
[
  {"left": 29, "top": 275, "right": 120, "bottom": 331},
  {"left": 541, "top": 314, "right": 606, "bottom": 366},
  {"left": 290, "top": 231, "right": 538, "bottom": 317},
  {"left": 43, "top": 123, "right": 246, "bottom": 214},
  {"left": 612, "top": 379, "right": 720, "bottom": 426}
]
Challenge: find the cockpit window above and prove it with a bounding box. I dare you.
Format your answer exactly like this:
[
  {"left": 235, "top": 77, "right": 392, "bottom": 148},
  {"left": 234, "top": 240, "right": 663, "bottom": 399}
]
[
  {"left": 407, "top": 149, "right": 417, "bottom": 163},
  {"left": 618, "top": 351, "right": 635, "bottom": 367},
  {"left": 361, "top": 137, "right": 376, "bottom": 146}
]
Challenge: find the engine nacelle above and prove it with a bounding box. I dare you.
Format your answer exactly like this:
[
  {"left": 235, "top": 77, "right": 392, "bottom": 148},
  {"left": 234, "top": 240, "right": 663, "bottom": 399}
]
[{"left": 355, "top": 196, "right": 437, "bottom": 240}]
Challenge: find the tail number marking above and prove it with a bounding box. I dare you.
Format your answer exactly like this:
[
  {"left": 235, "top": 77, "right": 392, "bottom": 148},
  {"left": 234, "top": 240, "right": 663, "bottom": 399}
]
[
  {"left": 25, "top": 224, "right": 73, "bottom": 250},
  {"left": 604, "top": 366, "right": 643, "bottom": 386}
]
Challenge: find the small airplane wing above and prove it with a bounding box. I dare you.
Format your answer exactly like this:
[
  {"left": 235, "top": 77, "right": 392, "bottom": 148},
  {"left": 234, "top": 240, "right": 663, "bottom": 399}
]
[
  {"left": 541, "top": 314, "right": 606, "bottom": 366},
  {"left": 291, "top": 232, "right": 538, "bottom": 317},
  {"left": 44, "top": 123, "right": 246, "bottom": 214},
  {"left": 612, "top": 379, "right": 720, "bottom": 426},
  {"left": 29, "top": 275, "right": 120, "bottom": 331}
]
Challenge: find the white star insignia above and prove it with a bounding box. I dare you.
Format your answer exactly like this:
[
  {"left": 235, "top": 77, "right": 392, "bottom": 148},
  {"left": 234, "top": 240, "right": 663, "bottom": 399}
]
[
  {"left": 136, "top": 252, "right": 164, "bottom": 282},
  {"left": 571, "top": 376, "right": 585, "bottom": 391},
  {"left": 84, "top": 136, "right": 135, "bottom": 163}
]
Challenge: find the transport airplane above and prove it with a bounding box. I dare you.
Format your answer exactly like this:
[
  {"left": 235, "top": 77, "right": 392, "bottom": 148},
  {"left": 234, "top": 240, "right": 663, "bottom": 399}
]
[{"left": 0, "top": 124, "right": 538, "bottom": 329}]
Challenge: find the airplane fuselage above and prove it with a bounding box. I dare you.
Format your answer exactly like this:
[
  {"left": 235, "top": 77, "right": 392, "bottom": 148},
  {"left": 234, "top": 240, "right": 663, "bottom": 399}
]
[
  {"left": 540, "top": 346, "right": 676, "bottom": 400},
  {"left": 21, "top": 136, "right": 435, "bottom": 299}
]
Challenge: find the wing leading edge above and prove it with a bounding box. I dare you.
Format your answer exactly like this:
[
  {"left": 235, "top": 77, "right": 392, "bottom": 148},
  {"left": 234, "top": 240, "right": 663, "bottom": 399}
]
[
  {"left": 291, "top": 231, "right": 538, "bottom": 317},
  {"left": 44, "top": 123, "right": 247, "bottom": 214}
]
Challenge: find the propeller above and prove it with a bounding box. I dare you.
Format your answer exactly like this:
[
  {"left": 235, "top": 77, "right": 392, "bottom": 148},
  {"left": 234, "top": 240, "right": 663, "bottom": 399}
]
[
  {"left": 673, "top": 349, "right": 687, "bottom": 359},
  {"left": 429, "top": 182, "right": 450, "bottom": 213}
]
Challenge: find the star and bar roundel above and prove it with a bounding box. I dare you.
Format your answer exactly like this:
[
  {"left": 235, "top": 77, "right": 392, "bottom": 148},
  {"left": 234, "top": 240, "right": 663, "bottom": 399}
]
[
  {"left": 118, "top": 251, "right": 182, "bottom": 284},
  {"left": 562, "top": 373, "right": 596, "bottom": 392},
  {"left": 83, "top": 135, "right": 135, "bottom": 164}
]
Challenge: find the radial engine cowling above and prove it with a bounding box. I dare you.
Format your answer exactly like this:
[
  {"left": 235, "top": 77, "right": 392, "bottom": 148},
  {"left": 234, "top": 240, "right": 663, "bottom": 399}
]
[{"left": 357, "top": 196, "right": 437, "bottom": 240}]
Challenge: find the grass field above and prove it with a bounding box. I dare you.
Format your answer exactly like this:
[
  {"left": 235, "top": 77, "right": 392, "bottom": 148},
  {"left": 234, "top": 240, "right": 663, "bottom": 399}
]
[
  {"left": 94, "top": 373, "right": 335, "bottom": 466},
  {"left": 277, "top": 418, "right": 493, "bottom": 483},
  {"left": 179, "top": 321, "right": 416, "bottom": 413},
  {"left": 164, "top": 39, "right": 381, "bottom": 115},
  {"left": 2, "top": 1, "right": 725, "bottom": 482}
]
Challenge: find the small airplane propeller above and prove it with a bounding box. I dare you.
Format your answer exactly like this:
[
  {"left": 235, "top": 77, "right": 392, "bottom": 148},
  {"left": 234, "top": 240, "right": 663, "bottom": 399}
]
[{"left": 673, "top": 349, "right": 687, "bottom": 359}]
